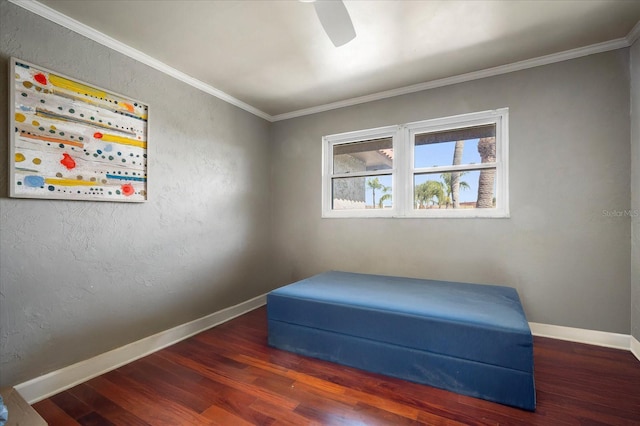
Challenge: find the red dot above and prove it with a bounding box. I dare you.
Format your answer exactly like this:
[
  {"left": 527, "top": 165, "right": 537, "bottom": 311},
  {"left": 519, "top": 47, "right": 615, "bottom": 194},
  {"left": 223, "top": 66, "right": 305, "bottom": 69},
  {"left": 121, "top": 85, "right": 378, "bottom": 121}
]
[
  {"left": 60, "top": 153, "right": 76, "bottom": 170},
  {"left": 94, "top": 132, "right": 103, "bottom": 139},
  {"left": 121, "top": 183, "right": 134, "bottom": 196},
  {"left": 34, "top": 73, "right": 47, "bottom": 85}
]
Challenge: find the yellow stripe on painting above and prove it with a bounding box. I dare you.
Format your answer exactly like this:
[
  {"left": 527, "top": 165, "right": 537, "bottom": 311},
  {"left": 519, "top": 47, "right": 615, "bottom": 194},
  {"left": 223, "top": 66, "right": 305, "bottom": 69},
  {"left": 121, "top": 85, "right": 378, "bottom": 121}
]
[
  {"left": 45, "top": 178, "right": 99, "bottom": 187},
  {"left": 49, "top": 74, "right": 108, "bottom": 99},
  {"left": 101, "top": 134, "right": 147, "bottom": 148}
]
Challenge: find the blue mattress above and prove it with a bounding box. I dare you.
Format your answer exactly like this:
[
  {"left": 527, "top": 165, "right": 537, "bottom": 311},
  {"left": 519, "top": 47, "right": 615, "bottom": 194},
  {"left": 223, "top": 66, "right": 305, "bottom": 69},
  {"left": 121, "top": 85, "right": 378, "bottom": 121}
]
[{"left": 267, "top": 271, "right": 536, "bottom": 410}]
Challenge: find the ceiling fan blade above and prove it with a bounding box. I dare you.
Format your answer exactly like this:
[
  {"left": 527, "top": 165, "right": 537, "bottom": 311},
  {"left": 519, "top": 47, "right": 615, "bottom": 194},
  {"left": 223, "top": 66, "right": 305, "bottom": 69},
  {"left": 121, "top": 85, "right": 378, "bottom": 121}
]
[{"left": 313, "top": 0, "right": 356, "bottom": 47}]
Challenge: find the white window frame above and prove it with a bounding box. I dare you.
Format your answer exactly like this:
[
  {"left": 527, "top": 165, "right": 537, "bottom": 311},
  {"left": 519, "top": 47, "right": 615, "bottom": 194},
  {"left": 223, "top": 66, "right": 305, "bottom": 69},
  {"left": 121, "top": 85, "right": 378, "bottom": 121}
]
[
  {"left": 321, "top": 109, "right": 509, "bottom": 218},
  {"left": 322, "top": 125, "right": 401, "bottom": 218},
  {"left": 405, "top": 109, "right": 509, "bottom": 218}
]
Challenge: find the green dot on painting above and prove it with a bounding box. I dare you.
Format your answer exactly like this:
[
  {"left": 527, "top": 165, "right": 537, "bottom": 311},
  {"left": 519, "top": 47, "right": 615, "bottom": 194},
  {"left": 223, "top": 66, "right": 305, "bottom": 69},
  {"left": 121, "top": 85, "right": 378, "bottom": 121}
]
[
  {"left": 108, "top": 122, "right": 112, "bottom": 125},
  {"left": 116, "top": 190, "right": 121, "bottom": 195},
  {"left": 108, "top": 156, "right": 114, "bottom": 160},
  {"left": 122, "top": 159, "right": 126, "bottom": 163},
  {"left": 80, "top": 114, "right": 84, "bottom": 117},
  {"left": 39, "top": 127, "right": 44, "bottom": 131},
  {"left": 69, "top": 109, "right": 75, "bottom": 113},
  {"left": 58, "top": 106, "right": 63, "bottom": 110},
  {"left": 49, "top": 130, "right": 55, "bottom": 134},
  {"left": 90, "top": 117, "right": 95, "bottom": 120},
  {"left": 40, "top": 100, "right": 45, "bottom": 103},
  {"left": 21, "top": 93, "right": 27, "bottom": 97},
  {"left": 108, "top": 191, "right": 112, "bottom": 195},
  {"left": 59, "top": 143, "right": 64, "bottom": 148},
  {"left": 48, "top": 186, "right": 55, "bottom": 191},
  {"left": 17, "top": 181, "right": 22, "bottom": 186},
  {"left": 79, "top": 137, "right": 84, "bottom": 141},
  {"left": 59, "top": 132, "right": 64, "bottom": 136},
  {"left": 101, "top": 155, "right": 105, "bottom": 159},
  {"left": 93, "top": 154, "right": 98, "bottom": 158},
  {"left": 85, "top": 152, "right": 90, "bottom": 156}
]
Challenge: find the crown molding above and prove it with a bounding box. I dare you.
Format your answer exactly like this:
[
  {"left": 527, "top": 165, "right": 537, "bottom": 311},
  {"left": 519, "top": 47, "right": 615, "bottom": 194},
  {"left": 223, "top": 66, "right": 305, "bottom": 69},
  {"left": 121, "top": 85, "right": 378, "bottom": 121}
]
[
  {"left": 271, "top": 37, "right": 630, "bottom": 121},
  {"left": 9, "top": 1, "right": 638, "bottom": 123},
  {"left": 7, "top": 0, "right": 273, "bottom": 122},
  {"left": 627, "top": 20, "right": 640, "bottom": 45}
]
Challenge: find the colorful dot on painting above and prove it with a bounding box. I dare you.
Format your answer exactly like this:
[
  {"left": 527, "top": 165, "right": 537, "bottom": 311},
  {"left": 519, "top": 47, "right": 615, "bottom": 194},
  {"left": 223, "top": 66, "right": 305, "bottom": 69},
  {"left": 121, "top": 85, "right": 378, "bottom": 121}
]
[
  {"left": 40, "top": 99, "right": 45, "bottom": 103},
  {"left": 121, "top": 184, "right": 134, "bottom": 196},
  {"left": 50, "top": 125, "right": 56, "bottom": 130},
  {"left": 39, "top": 127, "right": 45, "bottom": 131},
  {"left": 56, "top": 173, "right": 63, "bottom": 178},
  {"left": 34, "top": 73, "right": 47, "bottom": 85},
  {"left": 22, "top": 81, "right": 33, "bottom": 89},
  {"left": 59, "top": 143, "right": 64, "bottom": 148},
  {"left": 108, "top": 156, "right": 114, "bottom": 160},
  {"left": 58, "top": 106, "right": 63, "bottom": 111},
  {"left": 97, "top": 150, "right": 102, "bottom": 154},
  {"left": 79, "top": 137, "right": 84, "bottom": 141},
  {"left": 60, "top": 153, "right": 76, "bottom": 170},
  {"left": 50, "top": 130, "right": 56, "bottom": 134},
  {"left": 32, "top": 120, "right": 39, "bottom": 126},
  {"left": 48, "top": 185, "right": 55, "bottom": 191},
  {"left": 59, "top": 132, "right": 64, "bottom": 136},
  {"left": 116, "top": 190, "right": 121, "bottom": 195},
  {"left": 15, "top": 153, "right": 25, "bottom": 162},
  {"left": 15, "top": 113, "right": 26, "bottom": 122},
  {"left": 69, "top": 109, "right": 75, "bottom": 113},
  {"left": 94, "top": 132, "right": 103, "bottom": 139},
  {"left": 33, "top": 158, "right": 41, "bottom": 165},
  {"left": 21, "top": 92, "right": 28, "bottom": 97},
  {"left": 122, "top": 159, "right": 126, "bottom": 163},
  {"left": 24, "top": 176, "right": 45, "bottom": 188}
]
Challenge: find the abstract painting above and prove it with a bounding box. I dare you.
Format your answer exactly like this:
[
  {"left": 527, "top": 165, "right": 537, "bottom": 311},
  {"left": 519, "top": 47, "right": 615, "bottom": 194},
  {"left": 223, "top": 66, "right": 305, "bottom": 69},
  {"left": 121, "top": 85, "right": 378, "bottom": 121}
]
[{"left": 9, "top": 58, "right": 148, "bottom": 202}]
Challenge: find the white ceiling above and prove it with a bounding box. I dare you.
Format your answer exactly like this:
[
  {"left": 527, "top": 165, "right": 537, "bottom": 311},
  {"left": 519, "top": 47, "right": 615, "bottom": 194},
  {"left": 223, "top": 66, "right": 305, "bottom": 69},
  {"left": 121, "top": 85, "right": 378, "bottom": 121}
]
[{"left": 26, "top": 0, "right": 640, "bottom": 119}]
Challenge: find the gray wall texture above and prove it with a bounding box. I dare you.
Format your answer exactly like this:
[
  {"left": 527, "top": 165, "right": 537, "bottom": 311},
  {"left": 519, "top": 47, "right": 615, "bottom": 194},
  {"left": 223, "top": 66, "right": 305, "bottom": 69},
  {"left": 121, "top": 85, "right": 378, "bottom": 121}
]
[
  {"left": 271, "top": 49, "right": 632, "bottom": 335},
  {"left": 632, "top": 39, "right": 640, "bottom": 342},
  {"left": 0, "top": 1, "right": 274, "bottom": 387},
  {"left": 1, "top": 1, "right": 637, "bottom": 388}
]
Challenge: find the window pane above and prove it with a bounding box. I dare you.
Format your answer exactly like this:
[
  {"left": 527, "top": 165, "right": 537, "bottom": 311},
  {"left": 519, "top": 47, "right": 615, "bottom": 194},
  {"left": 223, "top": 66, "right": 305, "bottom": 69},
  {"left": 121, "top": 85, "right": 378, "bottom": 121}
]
[
  {"left": 332, "top": 175, "right": 392, "bottom": 210},
  {"left": 414, "top": 169, "right": 496, "bottom": 209},
  {"left": 414, "top": 125, "right": 495, "bottom": 168},
  {"left": 333, "top": 137, "right": 393, "bottom": 174}
]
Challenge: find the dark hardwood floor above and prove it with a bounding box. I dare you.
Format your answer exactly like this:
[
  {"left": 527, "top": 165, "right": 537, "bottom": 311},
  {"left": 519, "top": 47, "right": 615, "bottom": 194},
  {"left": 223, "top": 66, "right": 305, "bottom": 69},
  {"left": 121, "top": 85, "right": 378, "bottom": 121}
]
[{"left": 33, "top": 307, "right": 640, "bottom": 425}]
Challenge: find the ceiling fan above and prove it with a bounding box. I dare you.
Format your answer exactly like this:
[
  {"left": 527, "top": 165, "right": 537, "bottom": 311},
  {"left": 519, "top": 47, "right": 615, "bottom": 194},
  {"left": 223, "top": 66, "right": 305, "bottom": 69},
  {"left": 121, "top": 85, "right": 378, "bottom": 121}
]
[{"left": 300, "top": 0, "right": 356, "bottom": 47}]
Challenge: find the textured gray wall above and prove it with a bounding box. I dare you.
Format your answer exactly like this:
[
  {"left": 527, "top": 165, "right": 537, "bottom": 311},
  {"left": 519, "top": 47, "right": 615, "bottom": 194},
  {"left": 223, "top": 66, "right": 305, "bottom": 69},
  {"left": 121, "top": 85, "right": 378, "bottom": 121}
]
[
  {"left": 632, "top": 40, "right": 640, "bottom": 341},
  {"left": 271, "top": 49, "right": 632, "bottom": 334},
  {"left": 0, "top": 1, "right": 273, "bottom": 387}
]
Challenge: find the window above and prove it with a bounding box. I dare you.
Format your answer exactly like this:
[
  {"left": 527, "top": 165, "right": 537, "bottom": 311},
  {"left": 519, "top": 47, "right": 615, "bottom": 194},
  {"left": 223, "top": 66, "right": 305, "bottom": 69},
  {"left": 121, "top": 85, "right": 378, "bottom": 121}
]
[{"left": 322, "top": 109, "right": 508, "bottom": 218}]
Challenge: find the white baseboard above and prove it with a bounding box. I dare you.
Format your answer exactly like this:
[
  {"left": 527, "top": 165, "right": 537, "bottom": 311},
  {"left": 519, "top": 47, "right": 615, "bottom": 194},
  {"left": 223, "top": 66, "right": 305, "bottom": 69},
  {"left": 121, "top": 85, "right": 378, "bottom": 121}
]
[
  {"left": 529, "top": 322, "right": 631, "bottom": 350},
  {"left": 15, "top": 293, "right": 267, "bottom": 404},
  {"left": 631, "top": 336, "right": 640, "bottom": 362},
  {"left": 15, "top": 299, "right": 637, "bottom": 404}
]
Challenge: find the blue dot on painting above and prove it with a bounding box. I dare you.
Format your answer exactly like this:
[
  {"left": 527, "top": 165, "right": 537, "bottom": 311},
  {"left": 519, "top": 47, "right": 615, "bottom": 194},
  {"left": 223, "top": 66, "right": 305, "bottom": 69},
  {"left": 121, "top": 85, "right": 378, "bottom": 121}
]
[
  {"left": 104, "top": 144, "right": 113, "bottom": 152},
  {"left": 48, "top": 185, "right": 55, "bottom": 191},
  {"left": 97, "top": 150, "right": 102, "bottom": 154},
  {"left": 24, "top": 176, "right": 45, "bottom": 187},
  {"left": 59, "top": 143, "right": 64, "bottom": 148}
]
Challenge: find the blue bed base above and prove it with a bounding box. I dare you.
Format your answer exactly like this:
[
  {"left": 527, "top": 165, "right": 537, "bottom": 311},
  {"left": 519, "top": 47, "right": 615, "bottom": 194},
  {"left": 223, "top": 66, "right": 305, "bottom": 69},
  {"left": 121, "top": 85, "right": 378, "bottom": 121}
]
[{"left": 267, "top": 271, "right": 536, "bottom": 411}]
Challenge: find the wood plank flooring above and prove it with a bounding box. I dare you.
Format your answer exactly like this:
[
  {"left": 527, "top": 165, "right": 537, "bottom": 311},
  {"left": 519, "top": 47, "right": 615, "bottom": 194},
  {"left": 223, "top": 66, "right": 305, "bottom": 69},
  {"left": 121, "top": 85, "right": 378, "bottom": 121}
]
[{"left": 33, "top": 307, "right": 640, "bottom": 425}]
